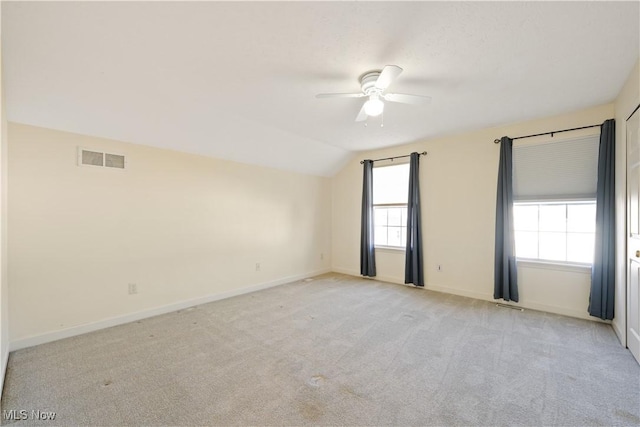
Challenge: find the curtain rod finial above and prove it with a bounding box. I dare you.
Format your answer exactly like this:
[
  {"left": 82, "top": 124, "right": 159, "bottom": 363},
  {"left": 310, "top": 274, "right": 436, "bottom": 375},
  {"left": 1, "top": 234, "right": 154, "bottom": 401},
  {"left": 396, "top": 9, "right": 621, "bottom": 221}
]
[{"left": 494, "top": 139, "right": 501, "bottom": 144}]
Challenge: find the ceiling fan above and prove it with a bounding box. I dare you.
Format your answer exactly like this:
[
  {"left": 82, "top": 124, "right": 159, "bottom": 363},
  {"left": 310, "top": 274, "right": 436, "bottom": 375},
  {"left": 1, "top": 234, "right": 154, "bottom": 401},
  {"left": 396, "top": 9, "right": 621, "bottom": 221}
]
[{"left": 315, "top": 65, "right": 431, "bottom": 122}]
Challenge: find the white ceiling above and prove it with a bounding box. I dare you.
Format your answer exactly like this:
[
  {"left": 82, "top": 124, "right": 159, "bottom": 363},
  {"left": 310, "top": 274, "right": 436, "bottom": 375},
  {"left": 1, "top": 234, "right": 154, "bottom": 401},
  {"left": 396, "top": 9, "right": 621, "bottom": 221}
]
[{"left": 3, "top": 1, "right": 639, "bottom": 176}]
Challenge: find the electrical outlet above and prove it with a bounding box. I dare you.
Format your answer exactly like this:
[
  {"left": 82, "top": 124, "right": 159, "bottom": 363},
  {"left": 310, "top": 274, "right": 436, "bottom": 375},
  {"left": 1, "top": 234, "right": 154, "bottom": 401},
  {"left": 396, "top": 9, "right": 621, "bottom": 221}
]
[
  {"left": 128, "top": 283, "right": 138, "bottom": 294},
  {"left": 255, "top": 263, "right": 261, "bottom": 272}
]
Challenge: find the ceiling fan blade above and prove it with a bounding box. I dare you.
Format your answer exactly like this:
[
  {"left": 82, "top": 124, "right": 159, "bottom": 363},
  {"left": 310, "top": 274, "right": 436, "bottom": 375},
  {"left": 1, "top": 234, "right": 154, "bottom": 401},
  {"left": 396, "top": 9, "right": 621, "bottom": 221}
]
[
  {"left": 375, "top": 65, "right": 403, "bottom": 91},
  {"left": 384, "top": 93, "right": 432, "bottom": 105},
  {"left": 316, "top": 93, "right": 365, "bottom": 99},
  {"left": 355, "top": 102, "right": 368, "bottom": 122}
]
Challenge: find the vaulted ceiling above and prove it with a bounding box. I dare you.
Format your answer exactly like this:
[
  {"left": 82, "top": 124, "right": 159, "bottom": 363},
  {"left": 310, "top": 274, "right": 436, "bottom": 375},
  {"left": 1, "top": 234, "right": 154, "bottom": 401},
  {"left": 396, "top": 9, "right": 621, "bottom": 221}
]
[{"left": 3, "top": 2, "right": 639, "bottom": 176}]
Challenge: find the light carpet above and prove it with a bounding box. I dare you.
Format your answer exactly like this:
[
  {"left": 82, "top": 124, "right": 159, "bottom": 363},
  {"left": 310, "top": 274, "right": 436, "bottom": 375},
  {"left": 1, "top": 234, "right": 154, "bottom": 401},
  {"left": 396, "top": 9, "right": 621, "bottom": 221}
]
[{"left": 1, "top": 273, "right": 639, "bottom": 426}]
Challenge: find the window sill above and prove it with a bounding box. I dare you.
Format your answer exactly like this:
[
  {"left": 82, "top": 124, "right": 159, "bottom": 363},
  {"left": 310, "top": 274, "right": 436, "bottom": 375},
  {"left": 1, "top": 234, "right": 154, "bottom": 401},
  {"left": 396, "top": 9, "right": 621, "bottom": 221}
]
[
  {"left": 375, "top": 245, "right": 405, "bottom": 253},
  {"left": 516, "top": 258, "right": 592, "bottom": 273}
]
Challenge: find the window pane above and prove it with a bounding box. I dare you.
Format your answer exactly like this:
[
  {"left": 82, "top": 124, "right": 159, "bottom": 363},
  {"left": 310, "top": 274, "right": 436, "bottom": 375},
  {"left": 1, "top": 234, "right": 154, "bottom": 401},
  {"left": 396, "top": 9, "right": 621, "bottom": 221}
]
[
  {"left": 514, "top": 205, "right": 539, "bottom": 231},
  {"left": 401, "top": 207, "right": 408, "bottom": 227},
  {"left": 387, "top": 208, "right": 402, "bottom": 226},
  {"left": 374, "top": 207, "right": 388, "bottom": 227},
  {"left": 515, "top": 231, "right": 538, "bottom": 258},
  {"left": 400, "top": 227, "right": 407, "bottom": 247},
  {"left": 539, "top": 204, "right": 566, "bottom": 232},
  {"left": 514, "top": 202, "right": 595, "bottom": 264},
  {"left": 539, "top": 231, "right": 566, "bottom": 261},
  {"left": 387, "top": 226, "right": 403, "bottom": 247},
  {"left": 567, "top": 203, "right": 596, "bottom": 232},
  {"left": 567, "top": 232, "right": 595, "bottom": 263},
  {"left": 374, "top": 226, "right": 387, "bottom": 246},
  {"left": 373, "top": 164, "right": 410, "bottom": 205}
]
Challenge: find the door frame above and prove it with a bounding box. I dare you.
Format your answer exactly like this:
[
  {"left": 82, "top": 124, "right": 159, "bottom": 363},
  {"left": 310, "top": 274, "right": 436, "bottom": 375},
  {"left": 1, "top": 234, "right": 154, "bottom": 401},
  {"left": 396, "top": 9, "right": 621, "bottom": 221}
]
[{"left": 625, "top": 104, "right": 640, "bottom": 351}]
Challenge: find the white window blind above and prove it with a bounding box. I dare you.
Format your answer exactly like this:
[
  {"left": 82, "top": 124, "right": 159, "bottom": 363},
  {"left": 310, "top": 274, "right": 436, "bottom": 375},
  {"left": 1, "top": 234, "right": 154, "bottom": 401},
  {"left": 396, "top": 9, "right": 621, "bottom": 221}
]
[{"left": 513, "top": 134, "right": 599, "bottom": 201}]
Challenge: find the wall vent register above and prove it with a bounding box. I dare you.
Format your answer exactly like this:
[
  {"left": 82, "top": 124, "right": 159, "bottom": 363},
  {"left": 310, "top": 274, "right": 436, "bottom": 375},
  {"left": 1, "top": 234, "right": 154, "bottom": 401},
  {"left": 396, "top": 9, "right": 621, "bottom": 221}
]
[{"left": 78, "top": 148, "right": 127, "bottom": 169}]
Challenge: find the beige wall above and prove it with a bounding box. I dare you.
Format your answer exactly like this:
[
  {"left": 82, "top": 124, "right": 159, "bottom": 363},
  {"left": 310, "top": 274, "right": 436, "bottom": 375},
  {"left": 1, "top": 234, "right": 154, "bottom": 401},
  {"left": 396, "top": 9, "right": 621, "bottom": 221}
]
[
  {"left": 8, "top": 123, "right": 332, "bottom": 346},
  {"left": 614, "top": 59, "right": 640, "bottom": 343},
  {"left": 332, "top": 103, "right": 615, "bottom": 320}
]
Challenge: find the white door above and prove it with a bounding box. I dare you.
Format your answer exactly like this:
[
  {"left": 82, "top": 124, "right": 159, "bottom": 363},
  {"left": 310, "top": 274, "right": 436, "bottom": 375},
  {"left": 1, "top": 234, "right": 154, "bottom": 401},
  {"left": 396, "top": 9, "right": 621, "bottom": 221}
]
[{"left": 627, "top": 107, "right": 640, "bottom": 364}]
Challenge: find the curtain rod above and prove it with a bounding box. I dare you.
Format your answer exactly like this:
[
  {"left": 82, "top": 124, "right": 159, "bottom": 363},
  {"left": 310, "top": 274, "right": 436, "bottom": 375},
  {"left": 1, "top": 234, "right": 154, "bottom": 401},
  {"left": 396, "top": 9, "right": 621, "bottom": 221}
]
[
  {"left": 493, "top": 123, "right": 601, "bottom": 144},
  {"left": 360, "top": 151, "right": 427, "bottom": 165}
]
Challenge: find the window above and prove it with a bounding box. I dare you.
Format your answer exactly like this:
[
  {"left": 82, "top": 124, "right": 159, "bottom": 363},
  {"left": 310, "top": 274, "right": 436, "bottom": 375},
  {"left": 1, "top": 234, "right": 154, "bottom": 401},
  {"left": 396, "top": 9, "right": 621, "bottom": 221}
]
[
  {"left": 514, "top": 201, "right": 596, "bottom": 263},
  {"left": 512, "top": 134, "right": 599, "bottom": 265},
  {"left": 373, "top": 163, "right": 409, "bottom": 248}
]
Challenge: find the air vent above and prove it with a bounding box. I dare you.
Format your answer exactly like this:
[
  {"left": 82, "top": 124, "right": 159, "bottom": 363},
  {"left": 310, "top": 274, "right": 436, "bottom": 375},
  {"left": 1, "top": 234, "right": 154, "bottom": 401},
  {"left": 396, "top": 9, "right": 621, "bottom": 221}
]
[
  {"left": 81, "top": 150, "right": 104, "bottom": 166},
  {"left": 105, "top": 153, "right": 125, "bottom": 169},
  {"left": 78, "top": 148, "right": 127, "bottom": 170}
]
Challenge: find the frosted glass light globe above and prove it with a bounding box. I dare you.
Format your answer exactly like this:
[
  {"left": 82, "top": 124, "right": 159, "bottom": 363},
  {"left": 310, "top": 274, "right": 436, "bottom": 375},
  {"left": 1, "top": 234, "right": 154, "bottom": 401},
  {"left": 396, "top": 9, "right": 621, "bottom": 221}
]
[{"left": 364, "top": 97, "right": 384, "bottom": 117}]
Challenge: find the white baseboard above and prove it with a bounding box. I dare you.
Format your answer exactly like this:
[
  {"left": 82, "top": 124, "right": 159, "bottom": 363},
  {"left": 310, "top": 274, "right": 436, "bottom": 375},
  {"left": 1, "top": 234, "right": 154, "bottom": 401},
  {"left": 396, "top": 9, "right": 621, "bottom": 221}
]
[
  {"left": 331, "top": 268, "right": 608, "bottom": 323},
  {"left": 363, "top": 275, "right": 493, "bottom": 303},
  {"left": 425, "top": 283, "right": 605, "bottom": 322},
  {"left": 331, "top": 266, "right": 359, "bottom": 277},
  {"left": 612, "top": 318, "right": 626, "bottom": 346},
  {"left": 333, "top": 267, "right": 493, "bottom": 299},
  {"left": 422, "top": 282, "right": 494, "bottom": 302},
  {"left": 513, "top": 299, "right": 608, "bottom": 323},
  {"left": 0, "top": 345, "right": 8, "bottom": 406},
  {"left": 10, "top": 269, "right": 331, "bottom": 352},
  {"left": 335, "top": 267, "right": 424, "bottom": 286}
]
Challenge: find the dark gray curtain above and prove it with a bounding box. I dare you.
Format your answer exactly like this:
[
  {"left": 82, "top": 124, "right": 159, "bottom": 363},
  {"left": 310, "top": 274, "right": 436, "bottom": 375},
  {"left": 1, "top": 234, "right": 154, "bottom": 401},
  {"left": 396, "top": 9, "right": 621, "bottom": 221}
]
[
  {"left": 405, "top": 152, "right": 424, "bottom": 286},
  {"left": 494, "top": 137, "right": 519, "bottom": 302},
  {"left": 589, "top": 119, "right": 616, "bottom": 320},
  {"left": 360, "top": 160, "right": 376, "bottom": 277}
]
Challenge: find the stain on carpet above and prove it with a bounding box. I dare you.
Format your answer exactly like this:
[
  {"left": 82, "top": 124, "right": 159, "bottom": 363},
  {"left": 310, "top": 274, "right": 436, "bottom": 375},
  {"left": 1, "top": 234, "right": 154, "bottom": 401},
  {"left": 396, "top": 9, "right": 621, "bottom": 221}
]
[
  {"left": 299, "top": 401, "right": 325, "bottom": 421},
  {"left": 340, "top": 385, "right": 365, "bottom": 399},
  {"left": 308, "top": 375, "right": 325, "bottom": 387},
  {"left": 615, "top": 409, "right": 640, "bottom": 424}
]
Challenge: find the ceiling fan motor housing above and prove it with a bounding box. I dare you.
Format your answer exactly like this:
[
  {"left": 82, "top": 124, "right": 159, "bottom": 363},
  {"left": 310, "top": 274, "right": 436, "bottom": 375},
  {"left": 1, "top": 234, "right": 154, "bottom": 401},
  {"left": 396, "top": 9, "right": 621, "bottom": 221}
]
[{"left": 360, "top": 71, "right": 382, "bottom": 95}]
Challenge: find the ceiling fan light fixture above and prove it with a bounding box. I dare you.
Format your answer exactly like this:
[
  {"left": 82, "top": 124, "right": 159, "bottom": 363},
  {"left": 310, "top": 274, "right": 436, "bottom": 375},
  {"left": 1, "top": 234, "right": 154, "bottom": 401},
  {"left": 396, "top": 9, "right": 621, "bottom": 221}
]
[
  {"left": 315, "top": 65, "right": 430, "bottom": 123},
  {"left": 364, "top": 96, "right": 384, "bottom": 117}
]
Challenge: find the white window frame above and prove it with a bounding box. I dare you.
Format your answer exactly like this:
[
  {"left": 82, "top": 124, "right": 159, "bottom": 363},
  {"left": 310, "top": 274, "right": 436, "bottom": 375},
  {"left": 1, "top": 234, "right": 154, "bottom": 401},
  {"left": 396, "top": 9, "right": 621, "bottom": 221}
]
[
  {"left": 373, "top": 204, "right": 408, "bottom": 251},
  {"left": 513, "top": 200, "right": 596, "bottom": 267},
  {"left": 373, "top": 162, "right": 409, "bottom": 251}
]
